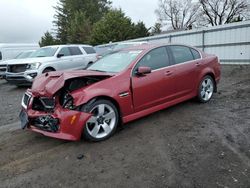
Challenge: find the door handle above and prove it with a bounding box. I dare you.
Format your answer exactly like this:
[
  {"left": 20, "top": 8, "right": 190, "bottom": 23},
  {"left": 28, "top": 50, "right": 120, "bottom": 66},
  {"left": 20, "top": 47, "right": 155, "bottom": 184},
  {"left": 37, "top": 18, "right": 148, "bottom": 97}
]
[
  {"left": 165, "top": 70, "right": 173, "bottom": 76},
  {"left": 196, "top": 62, "right": 201, "bottom": 67}
]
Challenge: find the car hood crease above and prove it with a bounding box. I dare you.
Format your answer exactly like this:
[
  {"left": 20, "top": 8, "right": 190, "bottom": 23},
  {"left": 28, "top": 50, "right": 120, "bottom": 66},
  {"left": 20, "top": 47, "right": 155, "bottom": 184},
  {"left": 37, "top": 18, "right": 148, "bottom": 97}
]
[{"left": 31, "top": 70, "right": 113, "bottom": 97}]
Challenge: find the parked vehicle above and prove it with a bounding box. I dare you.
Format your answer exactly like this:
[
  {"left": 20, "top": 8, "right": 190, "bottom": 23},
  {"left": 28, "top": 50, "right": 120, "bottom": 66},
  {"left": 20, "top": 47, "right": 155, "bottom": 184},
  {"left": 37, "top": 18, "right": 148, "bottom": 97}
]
[
  {"left": 6, "top": 44, "right": 97, "bottom": 86},
  {"left": 94, "top": 44, "right": 115, "bottom": 58},
  {"left": 0, "top": 50, "right": 35, "bottom": 78},
  {"left": 112, "top": 41, "right": 148, "bottom": 51},
  {"left": 20, "top": 44, "right": 221, "bottom": 141},
  {"left": 94, "top": 41, "right": 148, "bottom": 58},
  {"left": 0, "top": 43, "right": 39, "bottom": 62}
]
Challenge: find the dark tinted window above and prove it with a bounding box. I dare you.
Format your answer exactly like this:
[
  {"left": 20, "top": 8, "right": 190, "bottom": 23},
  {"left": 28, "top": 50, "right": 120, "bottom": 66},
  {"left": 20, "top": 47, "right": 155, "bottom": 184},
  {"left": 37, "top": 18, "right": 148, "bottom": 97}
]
[
  {"left": 191, "top": 48, "right": 201, "bottom": 59},
  {"left": 0, "top": 51, "right": 2, "bottom": 60},
  {"left": 69, "top": 47, "right": 83, "bottom": 55},
  {"left": 58, "top": 47, "right": 71, "bottom": 56},
  {"left": 169, "top": 46, "right": 194, "bottom": 64},
  {"left": 82, "top": 47, "right": 96, "bottom": 54},
  {"left": 136, "top": 47, "right": 170, "bottom": 70}
]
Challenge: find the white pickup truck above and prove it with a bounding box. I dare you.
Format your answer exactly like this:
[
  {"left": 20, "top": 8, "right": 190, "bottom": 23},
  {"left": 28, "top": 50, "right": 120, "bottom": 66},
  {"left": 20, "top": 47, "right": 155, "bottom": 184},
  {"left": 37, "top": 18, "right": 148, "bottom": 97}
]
[{"left": 5, "top": 44, "right": 98, "bottom": 86}]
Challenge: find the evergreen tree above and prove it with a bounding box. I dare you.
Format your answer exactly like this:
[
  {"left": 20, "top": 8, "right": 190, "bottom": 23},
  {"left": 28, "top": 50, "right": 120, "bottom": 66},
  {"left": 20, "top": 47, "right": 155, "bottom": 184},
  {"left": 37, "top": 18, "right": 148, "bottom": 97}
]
[
  {"left": 68, "top": 11, "right": 92, "bottom": 43},
  {"left": 53, "top": 0, "right": 69, "bottom": 44},
  {"left": 53, "top": 0, "right": 111, "bottom": 44},
  {"left": 90, "top": 9, "right": 145, "bottom": 45},
  {"left": 133, "top": 21, "right": 150, "bottom": 38},
  {"left": 39, "top": 31, "right": 56, "bottom": 47}
]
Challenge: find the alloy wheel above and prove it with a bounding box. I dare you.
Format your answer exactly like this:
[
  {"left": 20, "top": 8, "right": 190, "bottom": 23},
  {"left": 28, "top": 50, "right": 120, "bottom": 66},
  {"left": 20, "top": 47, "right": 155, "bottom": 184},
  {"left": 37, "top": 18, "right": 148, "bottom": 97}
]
[
  {"left": 86, "top": 104, "right": 116, "bottom": 139},
  {"left": 200, "top": 77, "right": 214, "bottom": 101}
]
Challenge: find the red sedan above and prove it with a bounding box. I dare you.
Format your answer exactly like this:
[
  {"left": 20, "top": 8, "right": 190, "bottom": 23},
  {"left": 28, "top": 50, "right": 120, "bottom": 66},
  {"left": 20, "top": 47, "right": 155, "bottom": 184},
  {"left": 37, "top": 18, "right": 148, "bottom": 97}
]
[{"left": 20, "top": 44, "right": 221, "bottom": 141}]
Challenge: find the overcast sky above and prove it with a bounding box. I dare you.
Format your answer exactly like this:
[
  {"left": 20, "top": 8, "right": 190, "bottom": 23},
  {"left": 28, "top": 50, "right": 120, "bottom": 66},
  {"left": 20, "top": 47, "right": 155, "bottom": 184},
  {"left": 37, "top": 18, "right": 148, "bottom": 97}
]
[{"left": 0, "top": 0, "right": 158, "bottom": 44}]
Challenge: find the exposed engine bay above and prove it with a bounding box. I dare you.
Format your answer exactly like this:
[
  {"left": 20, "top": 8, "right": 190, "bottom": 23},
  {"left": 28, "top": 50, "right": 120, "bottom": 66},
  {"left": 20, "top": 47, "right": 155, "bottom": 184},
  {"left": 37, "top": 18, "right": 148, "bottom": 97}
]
[{"left": 31, "top": 76, "right": 110, "bottom": 113}]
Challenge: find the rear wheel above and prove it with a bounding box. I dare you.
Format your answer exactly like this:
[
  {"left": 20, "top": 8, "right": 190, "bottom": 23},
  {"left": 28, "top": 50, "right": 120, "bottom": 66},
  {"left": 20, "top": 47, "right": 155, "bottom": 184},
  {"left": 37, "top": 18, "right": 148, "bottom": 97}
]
[
  {"left": 83, "top": 99, "right": 119, "bottom": 142},
  {"left": 197, "top": 75, "right": 215, "bottom": 103}
]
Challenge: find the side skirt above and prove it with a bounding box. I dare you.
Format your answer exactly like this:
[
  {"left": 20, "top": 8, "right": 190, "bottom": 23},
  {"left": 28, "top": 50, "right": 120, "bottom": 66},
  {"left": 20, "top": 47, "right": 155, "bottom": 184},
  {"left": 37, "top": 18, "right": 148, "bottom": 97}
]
[{"left": 122, "top": 93, "right": 196, "bottom": 124}]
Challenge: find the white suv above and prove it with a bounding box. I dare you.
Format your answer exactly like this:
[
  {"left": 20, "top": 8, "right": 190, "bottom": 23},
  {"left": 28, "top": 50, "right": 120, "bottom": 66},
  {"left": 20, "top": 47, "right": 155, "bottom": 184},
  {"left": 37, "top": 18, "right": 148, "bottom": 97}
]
[{"left": 6, "top": 45, "right": 97, "bottom": 86}]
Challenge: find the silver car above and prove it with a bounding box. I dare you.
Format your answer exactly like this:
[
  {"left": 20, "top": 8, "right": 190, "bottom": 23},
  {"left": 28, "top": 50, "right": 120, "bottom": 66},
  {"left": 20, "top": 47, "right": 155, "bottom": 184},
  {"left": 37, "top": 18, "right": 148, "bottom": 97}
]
[{"left": 5, "top": 45, "right": 97, "bottom": 86}]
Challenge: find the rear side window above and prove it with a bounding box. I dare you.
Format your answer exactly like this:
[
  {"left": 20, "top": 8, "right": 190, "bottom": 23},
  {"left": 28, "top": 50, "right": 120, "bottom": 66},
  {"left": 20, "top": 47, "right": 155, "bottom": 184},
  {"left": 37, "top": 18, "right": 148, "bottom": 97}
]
[
  {"left": 169, "top": 46, "right": 194, "bottom": 64},
  {"left": 69, "top": 47, "right": 83, "bottom": 55},
  {"left": 82, "top": 47, "right": 96, "bottom": 54},
  {"left": 58, "top": 47, "right": 71, "bottom": 57},
  {"left": 191, "top": 48, "right": 201, "bottom": 59},
  {"left": 136, "top": 47, "right": 170, "bottom": 70},
  {"left": 0, "top": 51, "right": 2, "bottom": 60}
]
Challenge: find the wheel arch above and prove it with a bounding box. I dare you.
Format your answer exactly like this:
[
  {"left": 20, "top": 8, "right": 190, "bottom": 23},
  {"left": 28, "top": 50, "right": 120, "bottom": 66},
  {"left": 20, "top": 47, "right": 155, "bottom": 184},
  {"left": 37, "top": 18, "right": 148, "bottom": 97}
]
[
  {"left": 198, "top": 69, "right": 217, "bottom": 92},
  {"left": 42, "top": 66, "right": 56, "bottom": 73},
  {"left": 81, "top": 95, "right": 123, "bottom": 125}
]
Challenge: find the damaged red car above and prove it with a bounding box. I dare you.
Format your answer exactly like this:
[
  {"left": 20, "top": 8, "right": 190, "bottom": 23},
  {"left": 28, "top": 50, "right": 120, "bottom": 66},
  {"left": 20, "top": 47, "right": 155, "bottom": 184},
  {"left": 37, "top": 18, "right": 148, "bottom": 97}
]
[{"left": 20, "top": 44, "right": 221, "bottom": 141}]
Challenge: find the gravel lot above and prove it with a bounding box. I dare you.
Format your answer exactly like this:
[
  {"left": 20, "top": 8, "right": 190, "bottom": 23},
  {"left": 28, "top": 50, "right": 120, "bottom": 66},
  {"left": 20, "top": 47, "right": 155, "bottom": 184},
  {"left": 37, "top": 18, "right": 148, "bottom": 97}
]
[{"left": 0, "top": 65, "right": 250, "bottom": 188}]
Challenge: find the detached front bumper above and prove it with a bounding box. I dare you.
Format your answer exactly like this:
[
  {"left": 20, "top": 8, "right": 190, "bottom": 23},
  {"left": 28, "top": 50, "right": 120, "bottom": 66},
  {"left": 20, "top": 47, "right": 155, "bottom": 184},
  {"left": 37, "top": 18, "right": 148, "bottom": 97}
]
[
  {"left": 6, "top": 71, "right": 38, "bottom": 86},
  {"left": 20, "top": 91, "right": 92, "bottom": 141}
]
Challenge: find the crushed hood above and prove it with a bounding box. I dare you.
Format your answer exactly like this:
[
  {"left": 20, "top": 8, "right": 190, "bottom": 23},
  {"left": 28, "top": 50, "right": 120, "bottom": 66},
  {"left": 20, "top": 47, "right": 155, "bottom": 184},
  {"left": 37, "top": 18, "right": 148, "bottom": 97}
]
[{"left": 31, "top": 70, "right": 114, "bottom": 97}]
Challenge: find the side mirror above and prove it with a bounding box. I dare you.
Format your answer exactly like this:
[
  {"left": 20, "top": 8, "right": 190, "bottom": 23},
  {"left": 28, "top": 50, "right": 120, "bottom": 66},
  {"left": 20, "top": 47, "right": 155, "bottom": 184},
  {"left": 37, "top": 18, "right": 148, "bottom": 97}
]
[
  {"left": 136, "top": 66, "right": 151, "bottom": 76},
  {"left": 57, "top": 53, "right": 64, "bottom": 58}
]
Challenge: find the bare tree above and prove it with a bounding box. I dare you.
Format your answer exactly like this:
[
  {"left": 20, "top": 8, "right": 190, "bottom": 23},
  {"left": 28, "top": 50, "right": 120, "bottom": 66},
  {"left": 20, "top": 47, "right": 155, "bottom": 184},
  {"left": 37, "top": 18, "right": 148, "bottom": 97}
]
[
  {"left": 151, "top": 22, "right": 162, "bottom": 35},
  {"left": 199, "top": 0, "right": 249, "bottom": 26},
  {"left": 155, "top": 0, "right": 200, "bottom": 30}
]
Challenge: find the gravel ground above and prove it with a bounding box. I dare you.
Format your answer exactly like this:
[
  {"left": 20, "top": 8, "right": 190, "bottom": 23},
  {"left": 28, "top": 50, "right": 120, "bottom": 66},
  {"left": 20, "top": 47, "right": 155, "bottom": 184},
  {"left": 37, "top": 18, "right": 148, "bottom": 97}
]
[{"left": 0, "top": 65, "right": 250, "bottom": 188}]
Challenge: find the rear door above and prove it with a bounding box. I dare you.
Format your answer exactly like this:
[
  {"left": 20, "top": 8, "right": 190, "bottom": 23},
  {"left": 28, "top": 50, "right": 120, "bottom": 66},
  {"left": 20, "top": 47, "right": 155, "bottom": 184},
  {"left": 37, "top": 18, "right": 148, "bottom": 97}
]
[
  {"left": 68, "top": 47, "right": 85, "bottom": 70},
  {"left": 168, "top": 45, "right": 201, "bottom": 98},
  {"left": 56, "top": 47, "right": 74, "bottom": 70},
  {"left": 131, "top": 47, "right": 176, "bottom": 112},
  {"left": 82, "top": 46, "right": 97, "bottom": 68}
]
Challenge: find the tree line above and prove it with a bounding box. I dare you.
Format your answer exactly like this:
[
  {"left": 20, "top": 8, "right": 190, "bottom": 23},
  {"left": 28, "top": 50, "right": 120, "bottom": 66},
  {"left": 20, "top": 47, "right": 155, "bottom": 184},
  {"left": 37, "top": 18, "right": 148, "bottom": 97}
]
[
  {"left": 156, "top": 0, "right": 250, "bottom": 30},
  {"left": 39, "top": 0, "right": 250, "bottom": 47},
  {"left": 39, "top": 0, "right": 150, "bottom": 47}
]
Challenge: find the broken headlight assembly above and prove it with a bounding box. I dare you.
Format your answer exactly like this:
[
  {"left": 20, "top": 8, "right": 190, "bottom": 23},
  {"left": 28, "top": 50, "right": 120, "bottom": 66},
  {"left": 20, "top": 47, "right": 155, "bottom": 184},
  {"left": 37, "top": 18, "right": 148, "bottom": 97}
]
[
  {"left": 62, "top": 93, "right": 75, "bottom": 110},
  {"left": 32, "top": 97, "right": 55, "bottom": 112}
]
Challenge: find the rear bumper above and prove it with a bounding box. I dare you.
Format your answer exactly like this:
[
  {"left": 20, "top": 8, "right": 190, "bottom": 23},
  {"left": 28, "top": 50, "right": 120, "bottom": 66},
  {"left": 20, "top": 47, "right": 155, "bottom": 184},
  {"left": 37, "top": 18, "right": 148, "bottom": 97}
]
[{"left": 6, "top": 71, "right": 38, "bottom": 85}]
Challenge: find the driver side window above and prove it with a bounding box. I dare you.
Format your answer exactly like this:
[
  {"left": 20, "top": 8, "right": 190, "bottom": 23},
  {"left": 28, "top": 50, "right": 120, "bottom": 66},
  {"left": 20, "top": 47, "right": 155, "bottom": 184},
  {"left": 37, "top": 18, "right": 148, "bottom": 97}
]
[
  {"left": 58, "top": 47, "right": 71, "bottom": 57},
  {"left": 134, "top": 47, "right": 170, "bottom": 74}
]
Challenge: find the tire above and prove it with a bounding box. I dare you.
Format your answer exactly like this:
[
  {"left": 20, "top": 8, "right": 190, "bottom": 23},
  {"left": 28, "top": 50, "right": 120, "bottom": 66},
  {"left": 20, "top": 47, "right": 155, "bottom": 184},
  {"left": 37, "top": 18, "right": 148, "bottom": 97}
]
[
  {"left": 197, "top": 75, "right": 215, "bottom": 103},
  {"left": 83, "top": 99, "right": 119, "bottom": 142},
  {"left": 42, "top": 68, "right": 55, "bottom": 74}
]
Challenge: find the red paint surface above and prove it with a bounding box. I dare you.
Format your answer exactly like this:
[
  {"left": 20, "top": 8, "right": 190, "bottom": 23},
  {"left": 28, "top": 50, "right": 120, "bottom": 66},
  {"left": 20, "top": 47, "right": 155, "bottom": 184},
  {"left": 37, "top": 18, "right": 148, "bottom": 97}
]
[{"left": 23, "top": 44, "right": 221, "bottom": 141}]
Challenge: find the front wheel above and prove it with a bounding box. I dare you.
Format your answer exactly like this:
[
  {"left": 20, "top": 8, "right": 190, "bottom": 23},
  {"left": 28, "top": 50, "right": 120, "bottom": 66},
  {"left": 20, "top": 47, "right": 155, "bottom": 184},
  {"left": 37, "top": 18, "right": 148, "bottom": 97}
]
[
  {"left": 83, "top": 100, "right": 119, "bottom": 142},
  {"left": 197, "top": 75, "right": 215, "bottom": 103}
]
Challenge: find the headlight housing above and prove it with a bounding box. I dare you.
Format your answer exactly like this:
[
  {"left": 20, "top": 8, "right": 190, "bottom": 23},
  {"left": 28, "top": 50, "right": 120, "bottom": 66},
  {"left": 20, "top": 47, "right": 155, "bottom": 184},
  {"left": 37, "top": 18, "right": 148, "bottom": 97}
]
[
  {"left": 26, "top": 62, "right": 41, "bottom": 70},
  {"left": 62, "top": 93, "right": 75, "bottom": 110}
]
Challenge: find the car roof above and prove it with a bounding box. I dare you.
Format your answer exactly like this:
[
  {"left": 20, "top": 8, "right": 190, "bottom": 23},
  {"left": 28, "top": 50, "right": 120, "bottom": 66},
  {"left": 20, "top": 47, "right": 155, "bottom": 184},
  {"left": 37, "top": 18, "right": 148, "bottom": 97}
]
[{"left": 119, "top": 43, "right": 200, "bottom": 51}]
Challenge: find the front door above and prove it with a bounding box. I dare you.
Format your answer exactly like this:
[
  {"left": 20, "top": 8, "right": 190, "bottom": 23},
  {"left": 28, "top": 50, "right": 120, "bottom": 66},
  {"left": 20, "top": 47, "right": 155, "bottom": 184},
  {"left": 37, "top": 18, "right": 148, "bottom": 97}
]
[{"left": 131, "top": 47, "right": 176, "bottom": 112}]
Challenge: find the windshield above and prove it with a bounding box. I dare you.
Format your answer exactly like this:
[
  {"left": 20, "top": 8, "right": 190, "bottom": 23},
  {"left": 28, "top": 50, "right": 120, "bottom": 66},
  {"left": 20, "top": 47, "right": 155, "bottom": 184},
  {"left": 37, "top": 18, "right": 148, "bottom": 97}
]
[
  {"left": 30, "top": 47, "right": 58, "bottom": 58},
  {"left": 15, "top": 51, "right": 33, "bottom": 59},
  {"left": 87, "top": 50, "right": 142, "bottom": 73}
]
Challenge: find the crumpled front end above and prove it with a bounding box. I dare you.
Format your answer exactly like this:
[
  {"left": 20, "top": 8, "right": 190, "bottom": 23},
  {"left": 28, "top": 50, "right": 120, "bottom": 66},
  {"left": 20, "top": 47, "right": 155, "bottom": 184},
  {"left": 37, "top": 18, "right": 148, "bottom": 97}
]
[{"left": 20, "top": 90, "right": 92, "bottom": 141}]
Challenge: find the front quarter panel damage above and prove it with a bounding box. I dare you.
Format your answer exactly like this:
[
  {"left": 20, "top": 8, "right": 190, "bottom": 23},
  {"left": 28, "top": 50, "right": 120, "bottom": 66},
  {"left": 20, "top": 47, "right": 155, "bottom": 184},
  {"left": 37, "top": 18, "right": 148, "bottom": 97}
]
[{"left": 27, "top": 105, "right": 92, "bottom": 141}]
